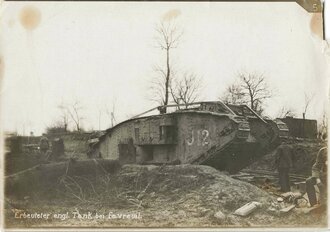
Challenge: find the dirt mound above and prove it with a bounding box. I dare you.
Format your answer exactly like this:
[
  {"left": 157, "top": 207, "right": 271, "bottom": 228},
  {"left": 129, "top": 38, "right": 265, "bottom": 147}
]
[
  {"left": 4, "top": 164, "right": 326, "bottom": 228},
  {"left": 116, "top": 165, "right": 272, "bottom": 211}
]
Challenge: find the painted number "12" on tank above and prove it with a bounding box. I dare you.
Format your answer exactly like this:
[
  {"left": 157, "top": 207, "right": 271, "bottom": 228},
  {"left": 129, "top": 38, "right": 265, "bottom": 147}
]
[{"left": 187, "top": 129, "right": 209, "bottom": 146}]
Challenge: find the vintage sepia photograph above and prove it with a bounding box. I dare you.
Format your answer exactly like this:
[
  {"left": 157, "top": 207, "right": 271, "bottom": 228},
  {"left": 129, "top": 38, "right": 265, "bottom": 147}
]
[{"left": 1, "top": 0, "right": 329, "bottom": 229}]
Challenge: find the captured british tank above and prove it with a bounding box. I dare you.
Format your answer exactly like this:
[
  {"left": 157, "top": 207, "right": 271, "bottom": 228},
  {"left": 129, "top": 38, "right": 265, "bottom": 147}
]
[{"left": 91, "top": 101, "right": 288, "bottom": 173}]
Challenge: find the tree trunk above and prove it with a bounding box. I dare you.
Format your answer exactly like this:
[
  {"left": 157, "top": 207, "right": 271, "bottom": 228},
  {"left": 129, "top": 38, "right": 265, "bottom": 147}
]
[
  {"left": 250, "top": 97, "right": 254, "bottom": 111},
  {"left": 164, "top": 48, "right": 170, "bottom": 113}
]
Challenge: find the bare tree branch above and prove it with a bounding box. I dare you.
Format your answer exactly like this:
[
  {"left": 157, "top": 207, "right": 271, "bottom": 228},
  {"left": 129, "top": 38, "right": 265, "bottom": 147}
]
[
  {"left": 59, "top": 100, "right": 84, "bottom": 132},
  {"left": 105, "top": 99, "right": 117, "bottom": 128},
  {"left": 220, "top": 72, "right": 272, "bottom": 114},
  {"left": 58, "top": 104, "right": 69, "bottom": 131},
  {"left": 150, "top": 20, "right": 183, "bottom": 112},
  {"left": 170, "top": 72, "right": 203, "bottom": 108},
  {"left": 303, "top": 92, "right": 315, "bottom": 117}
]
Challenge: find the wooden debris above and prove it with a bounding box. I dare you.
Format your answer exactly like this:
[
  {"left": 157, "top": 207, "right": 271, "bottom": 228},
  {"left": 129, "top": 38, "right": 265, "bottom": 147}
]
[{"left": 234, "top": 201, "right": 262, "bottom": 216}]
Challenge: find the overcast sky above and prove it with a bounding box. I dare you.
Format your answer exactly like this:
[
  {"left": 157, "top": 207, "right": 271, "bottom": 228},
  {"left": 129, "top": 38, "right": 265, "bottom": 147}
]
[{"left": 1, "top": 1, "right": 329, "bottom": 135}]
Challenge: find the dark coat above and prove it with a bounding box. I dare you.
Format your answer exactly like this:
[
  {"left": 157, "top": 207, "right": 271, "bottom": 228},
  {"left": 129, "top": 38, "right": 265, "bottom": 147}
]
[
  {"left": 275, "top": 144, "right": 294, "bottom": 169},
  {"left": 39, "top": 136, "right": 49, "bottom": 150}
]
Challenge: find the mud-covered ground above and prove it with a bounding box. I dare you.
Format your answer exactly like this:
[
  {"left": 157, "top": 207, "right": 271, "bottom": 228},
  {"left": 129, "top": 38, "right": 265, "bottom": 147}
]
[{"left": 4, "top": 164, "right": 327, "bottom": 229}]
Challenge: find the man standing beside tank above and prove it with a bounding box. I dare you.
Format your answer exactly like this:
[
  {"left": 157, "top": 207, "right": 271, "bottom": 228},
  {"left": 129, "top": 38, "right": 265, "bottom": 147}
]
[
  {"left": 275, "top": 141, "right": 295, "bottom": 192},
  {"left": 306, "top": 146, "right": 327, "bottom": 207},
  {"left": 39, "top": 133, "right": 50, "bottom": 156}
]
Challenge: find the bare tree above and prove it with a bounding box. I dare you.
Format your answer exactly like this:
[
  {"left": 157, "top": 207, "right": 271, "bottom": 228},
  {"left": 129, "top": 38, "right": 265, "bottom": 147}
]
[
  {"left": 96, "top": 105, "right": 103, "bottom": 131},
  {"left": 303, "top": 92, "right": 315, "bottom": 118},
  {"left": 220, "top": 83, "right": 247, "bottom": 105},
  {"left": 105, "top": 101, "right": 117, "bottom": 128},
  {"left": 152, "top": 20, "right": 183, "bottom": 112},
  {"left": 58, "top": 104, "right": 69, "bottom": 131},
  {"left": 149, "top": 65, "right": 173, "bottom": 106},
  {"left": 170, "top": 72, "right": 203, "bottom": 107},
  {"left": 220, "top": 72, "right": 272, "bottom": 114},
  {"left": 59, "top": 100, "right": 84, "bottom": 132},
  {"left": 69, "top": 101, "right": 84, "bottom": 131}
]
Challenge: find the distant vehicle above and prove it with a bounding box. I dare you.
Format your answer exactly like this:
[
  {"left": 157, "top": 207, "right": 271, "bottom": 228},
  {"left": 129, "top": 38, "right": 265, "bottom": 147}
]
[{"left": 91, "top": 101, "right": 288, "bottom": 173}]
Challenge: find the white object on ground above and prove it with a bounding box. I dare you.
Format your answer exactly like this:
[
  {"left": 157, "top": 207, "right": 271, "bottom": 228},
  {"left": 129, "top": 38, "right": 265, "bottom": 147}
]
[
  {"left": 214, "top": 210, "right": 226, "bottom": 220},
  {"left": 277, "top": 197, "right": 284, "bottom": 202},
  {"left": 234, "top": 201, "right": 262, "bottom": 216}
]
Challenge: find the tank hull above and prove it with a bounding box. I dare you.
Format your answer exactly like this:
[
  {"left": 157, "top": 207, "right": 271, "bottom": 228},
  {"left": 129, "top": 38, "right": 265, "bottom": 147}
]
[{"left": 92, "top": 102, "right": 285, "bottom": 173}]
